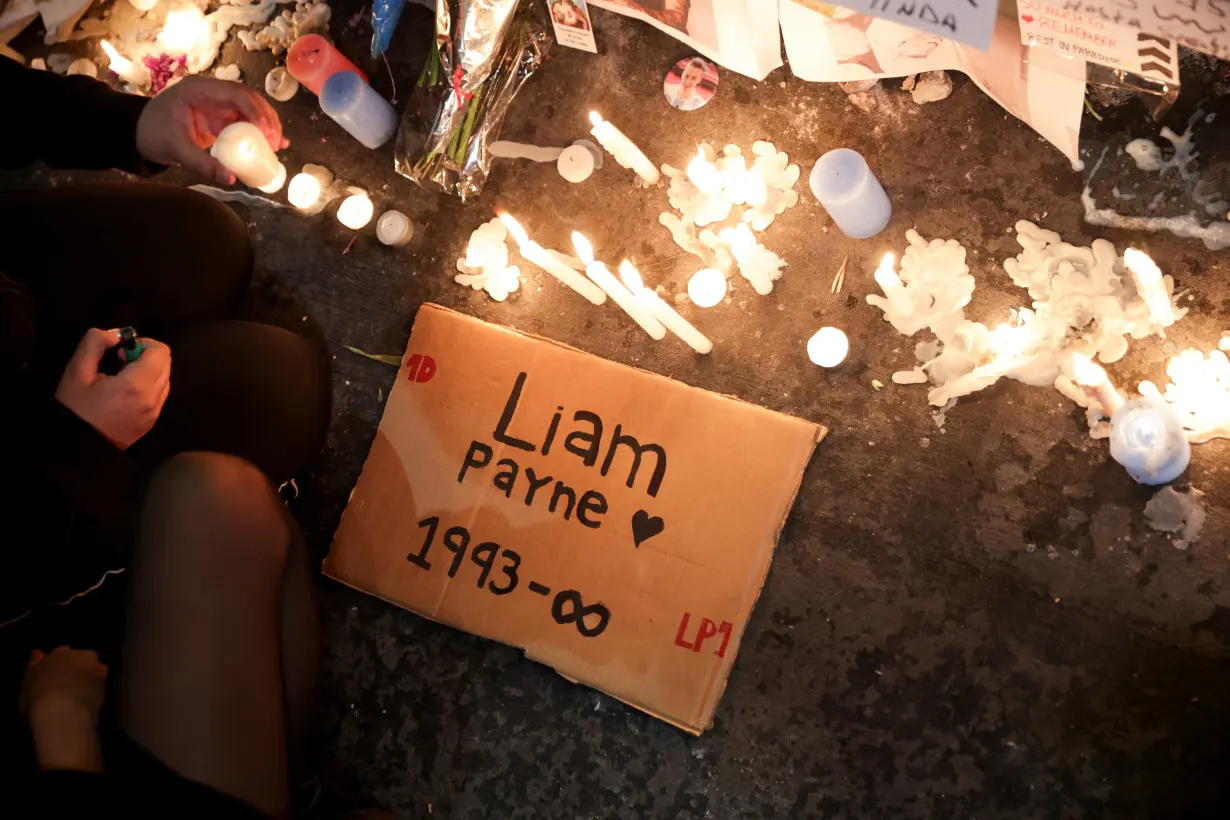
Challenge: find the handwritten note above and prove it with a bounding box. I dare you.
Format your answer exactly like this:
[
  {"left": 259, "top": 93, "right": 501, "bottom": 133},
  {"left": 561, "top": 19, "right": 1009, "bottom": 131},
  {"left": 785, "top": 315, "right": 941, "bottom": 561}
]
[
  {"left": 836, "top": 0, "right": 999, "bottom": 50},
  {"left": 1018, "top": 0, "right": 1179, "bottom": 84},
  {"left": 326, "top": 305, "right": 823, "bottom": 733},
  {"left": 1059, "top": 1, "right": 1229, "bottom": 60}
]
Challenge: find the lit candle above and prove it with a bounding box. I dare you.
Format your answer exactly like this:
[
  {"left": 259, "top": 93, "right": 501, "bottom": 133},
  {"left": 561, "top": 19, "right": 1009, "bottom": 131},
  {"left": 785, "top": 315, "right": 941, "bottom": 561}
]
[
  {"left": 337, "top": 191, "right": 374, "bottom": 230},
  {"left": 807, "top": 327, "right": 849, "bottom": 367},
  {"left": 619, "top": 261, "right": 712, "bottom": 354},
  {"left": 157, "top": 7, "right": 208, "bottom": 53},
  {"left": 498, "top": 215, "right": 606, "bottom": 305},
  {"left": 872, "top": 253, "right": 912, "bottom": 317},
  {"left": 686, "top": 149, "right": 722, "bottom": 195},
  {"left": 286, "top": 163, "right": 333, "bottom": 214},
  {"left": 1123, "top": 248, "right": 1175, "bottom": 325},
  {"left": 287, "top": 33, "right": 367, "bottom": 96},
  {"left": 571, "top": 233, "right": 665, "bottom": 340},
  {"left": 376, "top": 210, "right": 416, "bottom": 247},
  {"left": 320, "top": 71, "right": 398, "bottom": 150},
  {"left": 809, "top": 148, "right": 892, "bottom": 239},
  {"left": 1072, "top": 353, "right": 1125, "bottom": 416},
  {"left": 687, "top": 268, "right": 727, "bottom": 308},
  {"left": 127, "top": 0, "right": 158, "bottom": 11},
  {"left": 588, "top": 112, "right": 659, "bottom": 185},
  {"left": 1109, "top": 397, "right": 1191, "bottom": 485},
  {"left": 100, "top": 40, "right": 147, "bottom": 86},
  {"left": 210, "top": 122, "right": 286, "bottom": 193}
]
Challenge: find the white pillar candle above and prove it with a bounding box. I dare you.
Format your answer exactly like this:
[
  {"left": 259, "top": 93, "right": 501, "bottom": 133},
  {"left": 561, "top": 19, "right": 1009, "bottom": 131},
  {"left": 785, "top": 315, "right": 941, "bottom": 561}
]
[
  {"left": 376, "top": 210, "right": 416, "bottom": 246},
  {"left": 619, "top": 261, "right": 712, "bottom": 354},
  {"left": 100, "top": 40, "right": 147, "bottom": 87},
  {"left": 286, "top": 164, "right": 333, "bottom": 214},
  {"left": 498, "top": 214, "right": 606, "bottom": 305},
  {"left": 872, "top": 253, "right": 913, "bottom": 317},
  {"left": 807, "top": 327, "right": 849, "bottom": 367},
  {"left": 337, "top": 191, "right": 374, "bottom": 230},
  {"left": 1072, "top": 353, "right": 1125, "bottom": 416},
  {"left": 1123, "top": 248, "right": 1175, "bottom": 325},
  {"left": 588, "top": 112, "right": 659, "bottom": 185},
  {"left": 211, "top": 122, "right": 286, "bottom": 193},
  {"left": 572, "top": 233, "right": 666, "bottom": 340},
  {"left": 687, "top": 268, "right": 727, "bottom": 307}
]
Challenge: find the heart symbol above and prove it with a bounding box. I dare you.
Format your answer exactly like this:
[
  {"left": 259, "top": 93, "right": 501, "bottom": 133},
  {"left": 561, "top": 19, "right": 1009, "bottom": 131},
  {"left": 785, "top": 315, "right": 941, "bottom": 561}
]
[
  {"left": 1021, "top": 14, "right": 1034, "bottom": 22},
  {"left": 631, "top": 510, "right": 665, "bottom": 547}
]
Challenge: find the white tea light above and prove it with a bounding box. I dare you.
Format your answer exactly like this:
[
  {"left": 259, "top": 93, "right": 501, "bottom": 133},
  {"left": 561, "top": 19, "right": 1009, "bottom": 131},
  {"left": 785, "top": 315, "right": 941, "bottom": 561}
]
[
  {"left": 557, "top": 143, "right": 596, "bottom": 184},
  {"left": 337, "top": 191, "right": 374, "bottom": 230},
  {"left": 1109, "top": 397, "right": 1191, "bottom": 485},
  {"left": 807, "top": 327, "right": 849, "bottom": 367},
  {"left": 687, "top": 268, "right": 727, "bottom": 308},
  {"left": 376, "top": 210, "right": 415, "bottom": 247},
  {"left": 211, "top": 122, "right": 286, "bottom": 193},
  {"left": 286, "top": 163, "right": 333, "bottom": 214}
]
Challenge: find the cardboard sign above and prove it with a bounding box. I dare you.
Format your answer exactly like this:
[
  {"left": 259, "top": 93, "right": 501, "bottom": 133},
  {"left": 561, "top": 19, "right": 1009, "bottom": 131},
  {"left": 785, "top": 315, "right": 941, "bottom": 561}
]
[
  {"left": 1060, "top": 0, "right": 1229, "bottom": 61},
  {"left": 546, "top": 0, "right": 598, "bottom": 52},
  {"left": 1017, "top": 0, "right": 1179, "bottom": 85},
  {"left": 827, "top": 0, "right": 998, "bottom": 51},
  {"left": 326, "top": 305, "right": 823, "bottom": 733}
]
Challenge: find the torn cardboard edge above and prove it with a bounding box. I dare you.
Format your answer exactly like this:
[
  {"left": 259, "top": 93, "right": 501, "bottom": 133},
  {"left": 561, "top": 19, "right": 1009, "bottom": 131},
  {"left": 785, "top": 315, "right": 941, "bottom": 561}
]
[{"left": 325, "top": 303, "right": 825, "bottom": 733}]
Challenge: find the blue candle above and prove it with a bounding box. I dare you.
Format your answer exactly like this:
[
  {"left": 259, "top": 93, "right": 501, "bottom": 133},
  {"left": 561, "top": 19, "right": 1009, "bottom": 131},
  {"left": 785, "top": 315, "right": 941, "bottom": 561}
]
[
  {"left": 320, "top": 71, "right": 398, "bottom": 150},
  {"left": 809, "top": 148, "right": 892, "bottom": 239},
  {"left": 1109, "top": 397, "right": 1191, "bottom": 485}
]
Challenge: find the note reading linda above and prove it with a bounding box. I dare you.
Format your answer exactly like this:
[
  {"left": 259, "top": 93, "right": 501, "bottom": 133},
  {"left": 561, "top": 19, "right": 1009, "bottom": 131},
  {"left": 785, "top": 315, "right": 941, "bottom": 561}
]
[{"left": 457, "top": 372, "right": 669, "bottom": 530}]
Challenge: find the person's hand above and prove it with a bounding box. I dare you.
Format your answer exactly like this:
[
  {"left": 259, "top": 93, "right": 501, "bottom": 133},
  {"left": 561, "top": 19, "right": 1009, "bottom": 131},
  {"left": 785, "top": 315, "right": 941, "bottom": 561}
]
[
  {"left": 135, "top": 76, "right": 289, "bottom": 184},
  {"left": 20, "top": 648, "right": 109, "bottom": 773},
  {"left": 55, "top": 328, "right": 172, "bottom": 450}
]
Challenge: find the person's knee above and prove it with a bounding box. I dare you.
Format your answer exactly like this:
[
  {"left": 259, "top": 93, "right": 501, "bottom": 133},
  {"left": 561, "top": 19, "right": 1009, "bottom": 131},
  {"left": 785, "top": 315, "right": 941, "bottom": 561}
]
[
  {"left": 176, "top": 188, "right": 254, "bottom": 297},
  {"left": 143, "top": 452, "right": 289, "bottom": 567}
]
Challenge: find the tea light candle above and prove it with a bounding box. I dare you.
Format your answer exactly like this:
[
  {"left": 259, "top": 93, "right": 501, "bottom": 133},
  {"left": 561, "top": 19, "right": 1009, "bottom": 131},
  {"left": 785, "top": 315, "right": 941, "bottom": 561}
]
[
  {"left": 810, "top": 148, "right": 892, "bottom": 239},
  {"left": 1123, "top": 248, "right": 1175, "bottom": 325},
  {"left": 1109, "top": 397, "right": 1191, "bottom": 485},
  {"left": 572, "top": 233, "right": 666, "bottom": 339},
  {"left": 619, "top": 261, "right": 712, "bottom": 354},
  {"left": 498, "top": 214, "right": 606, "bottom": 305},
  {"left": 265, "top": 66, "right": 299, "bottom": 102},
  {"left": 807, "top": 327, "right": 849, "bottom": 367},
  {"left": 211, "top": 122, "right": 286, "bottom": 193},
  {"left": 287, "top": 163, "right": 333, "bottom": 214},
  {"left": 588, "top": 112, "right": 659, "bottom": 185},
  {"left": 337, "top": 190, "right": 374, "bottom": 230},
  {"left": 1072, "top": 353, "right": 1125, "bottom": 416},
  {"left": 872, "top": 253, "right": 912, "bottom": 317},
  {"left": 376, "top": 210, "right": 415, "bottom": 246},
  {"left": 557, "top": 143, "right": 596, "bottom": 183},
  {"left": 320, "top": 71, "right": 398, "bottom": 149},
  {"left": 687, "top": 268, "right": 727, "bottom": 307},
  {"left": 287, "top": 33, "right": 366, "bottom": 96}
]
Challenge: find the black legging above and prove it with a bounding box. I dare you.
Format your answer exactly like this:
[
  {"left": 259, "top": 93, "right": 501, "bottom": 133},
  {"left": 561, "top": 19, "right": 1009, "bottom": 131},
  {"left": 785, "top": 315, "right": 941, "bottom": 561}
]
[
  {"left": 0, "top": 181, "right": 329, "bottom": 482},
  {"left": 0, "top": 181, "right": 330, "bottom": 617}
]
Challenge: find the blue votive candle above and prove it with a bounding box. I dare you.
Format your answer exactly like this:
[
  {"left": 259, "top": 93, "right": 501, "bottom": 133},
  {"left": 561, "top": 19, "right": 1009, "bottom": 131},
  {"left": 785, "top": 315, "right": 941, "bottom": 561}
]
[
  {"left": 1109, "top": 397, "right": 1191, "bottom": 485},
  {"left": 320, "top": 71, "right": 398, "bottom": 150},
  {"left": 809, "top": 148, "right": 892, "bottom": 239}
]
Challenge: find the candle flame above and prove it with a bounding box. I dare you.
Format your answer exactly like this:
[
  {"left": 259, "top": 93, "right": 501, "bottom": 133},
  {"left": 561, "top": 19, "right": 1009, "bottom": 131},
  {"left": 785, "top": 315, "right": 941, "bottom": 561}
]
[
  {"left": 588, "top": 111, "right": 603, "bottom": 127},
  {"left": 618, "top": 261, "right": 645, "bottom": 293},
  {"left": 158, "top": 7, "right": 207, "bottom": 53},
  {"left": 100, "top": 40, "right": 131, "bottom": 73},
  {"left": 878, "top": 252, "right": 895, "bottom": 273},
  {"left": 571, "top": 232, "right": 595, "bottom": 265},
  {"left": 496, "top": 212, "right": 528, "bottom": 246},
  {"left": 1071, "top": 352, "right": 1107, "bottom": 387}
]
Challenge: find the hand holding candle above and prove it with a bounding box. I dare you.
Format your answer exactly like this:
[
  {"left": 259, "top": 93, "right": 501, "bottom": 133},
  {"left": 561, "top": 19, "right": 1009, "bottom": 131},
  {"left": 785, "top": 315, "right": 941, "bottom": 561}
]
[
  {"left": 619, "top": 261, "right": 712, "bottom": 354},
  {"left": 572, "top": 233, "right": 665, "bottom": 340},
  {"left": 210, "top": 121, "right": 287, "bottom": 193}
]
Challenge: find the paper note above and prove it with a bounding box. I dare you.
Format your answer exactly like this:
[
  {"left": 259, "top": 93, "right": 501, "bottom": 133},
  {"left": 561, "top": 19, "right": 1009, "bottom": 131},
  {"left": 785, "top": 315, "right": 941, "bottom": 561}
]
[
  {"left": 547, "top": 0, "right": 598, "bottom": 52},
  {"left": 1017, "top": 0, "right": 1179, "bottom": 84},
  {"left": 325, "top": 305, "right": 823, "bottom": 733},
  {"left": 1060, "top": 1, "right": 1229, "bottom": 61},
  {"left": 823, "top": 0, "right": 999, "bottom": 51}
]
